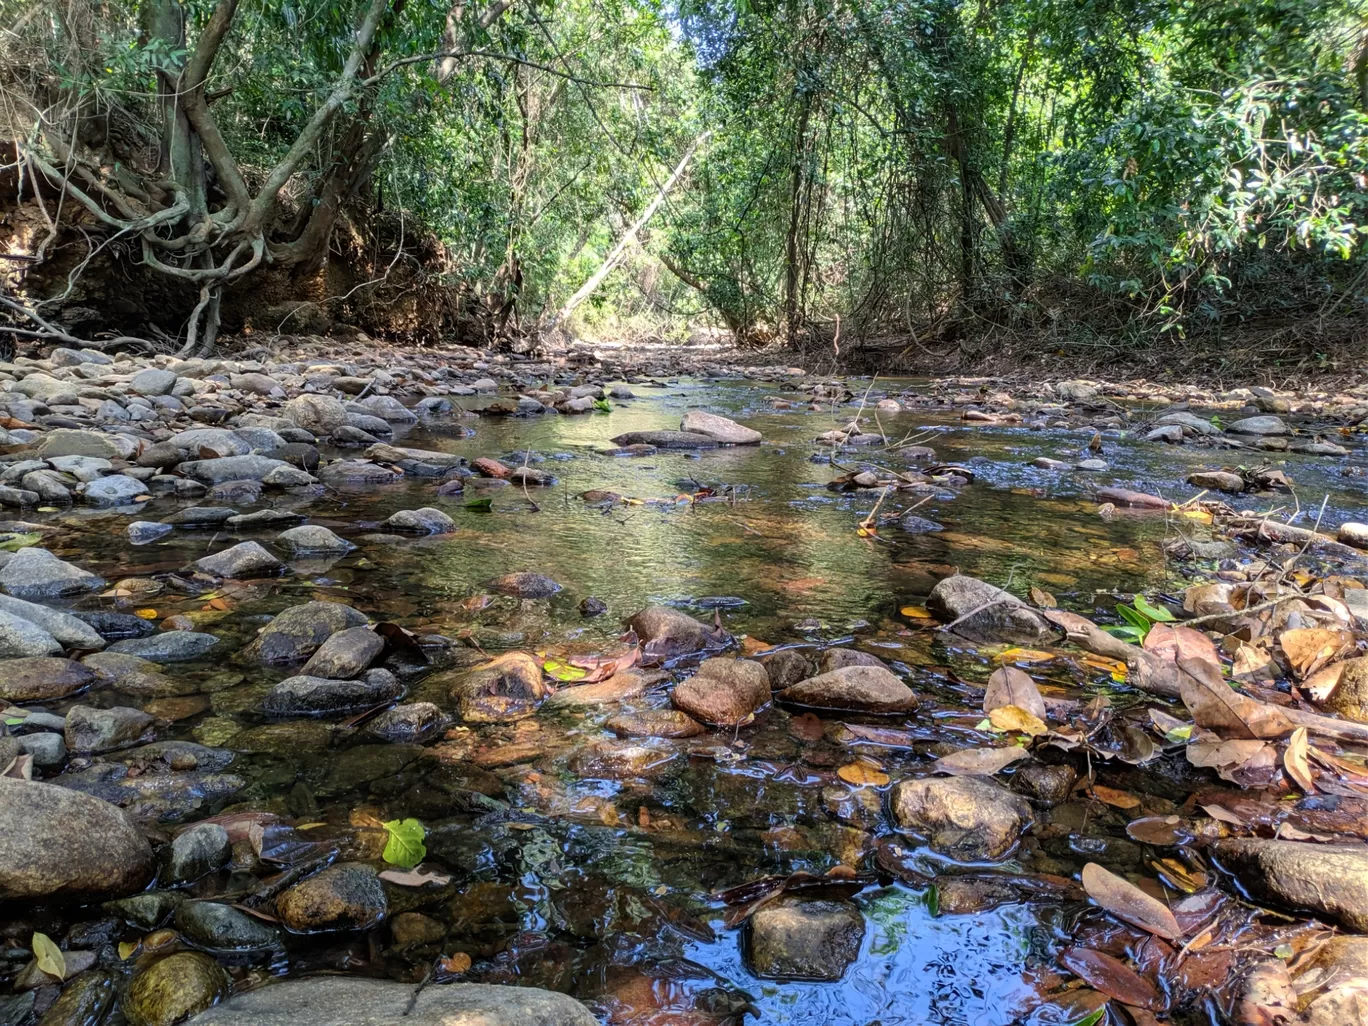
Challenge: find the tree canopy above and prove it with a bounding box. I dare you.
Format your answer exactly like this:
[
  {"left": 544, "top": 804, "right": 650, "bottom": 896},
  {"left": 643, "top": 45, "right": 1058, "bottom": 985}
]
[{"left": 3, "top": 0, "right": 1366, "bottom": 357}]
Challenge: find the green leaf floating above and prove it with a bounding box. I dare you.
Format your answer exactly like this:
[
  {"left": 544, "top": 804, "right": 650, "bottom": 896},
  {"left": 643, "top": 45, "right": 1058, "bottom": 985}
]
[
  {"left": 381, "top": 818, "right": 426, "bottom": 869},
  {"left": 32, "top": 931, "right": 65, "bottom": 980}
]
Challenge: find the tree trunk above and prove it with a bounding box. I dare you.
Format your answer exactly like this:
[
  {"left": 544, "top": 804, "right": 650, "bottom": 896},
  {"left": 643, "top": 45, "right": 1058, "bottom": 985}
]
[{"left": 545, "top": 132, "right": 710, "bottom": 332}]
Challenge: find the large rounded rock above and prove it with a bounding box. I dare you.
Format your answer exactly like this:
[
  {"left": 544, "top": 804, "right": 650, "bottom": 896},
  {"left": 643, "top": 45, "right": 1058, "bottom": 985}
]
[
  {"left": 108, "top": 631, "right": 219, "bottom": 663},
  {"left": 1213, "top": 839, "right": 1368, "bottom": 931},
  {"left": 164, "top": 823, "right": 231, "bottom": 884},
  {"left": 890, "top": 776, "right": 1032, "bottom": 861},
  {"left": 628, "top": 605, "right": 730, "bottom": 660},
  {"left": 0, "top": 548, "right": 104, "bottom": 600},
  {"left": 450, "top": 652, "right": 549, "bottom": 722},
  {"left": 610, "top": 430, "right": 719, "bottom": 449},
  {"left": 0, "top": 657, "right": 97, "bottom": 702},
  {"left": 124, "top": 952, "right": 229, "bottom": 1026},
  {"left": 680, "top": 410, "right": 762, "bottom": 444},
  {"left": 0, "top": 777, "right": 154, "bottom": 900},
  {"left": 282, "top": 394, "right": 348, "bottom": 435},
  {"left": 364, "top": 702, "right": 447, "bottom": 744},
  {"left": 0, "top": 594, "right": 105, "bottom": 650},
  {"left": 759, "top": 648, "right": 816, "bottom": 689},
  {"left": 748, "top": 898, "right": 865, "bottom": 981},
  {"left": 276, "top": 525, "right": 355, "bottom": 555},
  {"left": 35, "top": 970, "right": 115, "bottom": 1026},
  {"left": 382, "top": 507, "right": 456, "bottom": 534},
  {"left": 1226, "top": 415, "right": 1288, "bottom": 436},
  {"left": 194, "top": 541, "right": 285, "bottom": 579},
  {"left": 671, "top": 657, "right": 770, "bottom": 727},
  {"left": 275, "top": 862, "right": 388, "bottom": 933},
  {"left": 927, "top": 575, "right": 1055, "bottom": 645},
  {"left": 65, "top": 705, "right": 155, "bottom": 753},
  {"left": 778, "top": 665, "right": 917, "bottom": 714},
  {"left": 262, "top": 669, "right": 403, "bottom": 717},
  {"left": 0, "top": 608, "right": 61, "bottom": 658},
  {"left": 174, "top": 901, "right": 282, "bottom": 953},
  {"left": 185, "top": 977, "right": 597, "bottom": 1026},
  {"left": 300, "top": 626, "right": 383, "bottom": 679},
  {"left": 252, "top": 601, "right": 369, "bottom": 664}
]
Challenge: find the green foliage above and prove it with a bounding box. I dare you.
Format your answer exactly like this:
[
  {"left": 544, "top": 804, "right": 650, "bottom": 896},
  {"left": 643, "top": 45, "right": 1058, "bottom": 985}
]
[
  {"left": 1108, "top": 594, "right": 1176, "bottom": 642},
  {"left": 381, "top": 818, "right": 426, "bottom": 868}
]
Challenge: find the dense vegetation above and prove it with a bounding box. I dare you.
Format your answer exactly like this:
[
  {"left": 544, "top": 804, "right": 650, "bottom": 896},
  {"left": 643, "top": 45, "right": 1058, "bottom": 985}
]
[{"left": 3, "top": 0, "right": 1367, "bottom": 360}]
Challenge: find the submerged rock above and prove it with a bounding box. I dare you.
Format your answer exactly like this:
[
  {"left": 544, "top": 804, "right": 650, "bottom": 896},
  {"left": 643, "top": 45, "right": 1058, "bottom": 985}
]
[
  {"left": 174, "top": 901, "right": 282, "bottom": 953},
  {"left": 606, "top": 709, "right": 706, "bottom": 738},
  {"left": 671, "top": 657, "right": 770, "bottom": 727},
  {"left": 65, "top": 705, "right": 155, "bottom": 753},
  {"left": 609, "top": 430, "right": 719, "bottom": 449},
  {"left": 450, "top": 651, "right": 549, "bottom": 722},
  {"left": 124, "top": 952, "right": 229, "bottom": 1026},
  {"left": 185, "top": 977, "right": 597, "bottom": 1026},
  {"left": 680, "top": 410, "right": 762, "bottom": 444},
  {"left": 262, "top": 669, "right": 404, "bottom": 717},
  {"left": 628, "top": 605, "right": 730, "bottom": 660},
  {"left": 0, "top": 777, "right": 154, "bottom": 900},
  {"left": 890, "top": 775, "right": 1032, "bottom": 861},
  {"left": 253, "top": 601, "right": 369, "bottom": 664},
  {"left": 778, "top": 665, "right": 917, "bottom": 714},
  {"left": 276, "top": 862, "right": 388, "bottom": 933},
  {"left": 364, "top": 702, "right": 447, "bottom": 743},
  {"left": 927, "top": 575, "right": 1055, "bottom": 645},
  {"left": 748, "top": 897, "right": 865, "bottom": 981},
  {"left": 487, "top": 571, "right": 561, "bottom": 598},
  {"left": 108, "top": 631, "right": 220, "bottom": 662},
  {"left": 0, "top": 656, "right": 96, "bottom": 702}
]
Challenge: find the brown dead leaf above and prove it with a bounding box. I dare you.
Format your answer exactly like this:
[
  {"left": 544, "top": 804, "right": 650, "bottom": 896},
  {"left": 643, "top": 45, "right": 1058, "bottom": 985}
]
[
  {"left": 983, "top": 666, "right": 1047, "bottom": 720},
  {"left": 1090, "top": 784, "right": 1141, "bottom": 810},
  {"left": 788, "top": 712, "right": 825, "bottom": 742},
  {"left": 1029, "top": 586, "right": 1057, "bottom": 608},
  {"left": 1302, "top": 662, "right": 1346, "bottom": 704},
  {"left": 1145, "top": 622, "right": 1221, "bottom": 667},
  {"left": 932, "top": 746, "right": 1030, "bottom": 776},
  {"left": 438, "top": 952, "right": 472, "bottom": 973},
  {"left": 1279, "top": 628, "right": 1354, "bottom": 679},
  {"left": 1059, "top": 947, "right": 1163, "bottom": 1009},
  {"left": 1283, "top": 727, "right": 1315, "bottom": 793},
  {"left": 837, "top": 762, "right": 890, "bottom": 787},
  {"left": 1080, "top": 863, "right": 1182, "bottom": 940},
  {"left": 1177, "top": 655, "right": 1295, "bottom": 740}
]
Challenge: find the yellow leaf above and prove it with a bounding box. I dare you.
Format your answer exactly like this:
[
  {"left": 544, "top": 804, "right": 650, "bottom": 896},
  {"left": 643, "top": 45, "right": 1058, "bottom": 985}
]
[
  {"left": 439, "top": 952, "right": 472, "bottom": 973},
  {"left": 32, "top": 931, "right": 65, "bottom": 980},
  {"left": 134, "top": 608, "right": 159, "bottom": 620},
  {"left": 1179, "top": 509, "right": 1212, "bottom": 523},
  {"left": 837, "top": 762, "right": 890, "bottom": 787},
  {"left": 118, "top": 940, "right": 139, "bottom": 960},
  {"left": 988, "top": 705, "right": 1048, "bottom": 736},
  {"left": 998, "top": 647, "right": 1057, "bottom": 664},
  {"left": 1090, "top": 784, "right": 1141, "bottom": 810},
  {"left": 899, "top": 605, "right": 932, "bottom": 619}
]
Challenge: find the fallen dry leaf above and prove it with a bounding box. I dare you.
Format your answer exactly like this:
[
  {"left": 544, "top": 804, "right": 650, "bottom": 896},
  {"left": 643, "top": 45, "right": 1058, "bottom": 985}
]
[
  {"left": 988, "top": 704, "right": 1049, "bottom": 736},
  {"left": 837, "top": 762, "right": 890, "bottom": 787},
  {"left": 932, "top": 746, "right": 1030, "bottom": 776},
  {"left": 438, "top": 952, "right": 472, "bottom": 973},
  {"left": 1279, "top": 628, "right": 1354, "bottom": 679},
  {"left": 1090, "top": 784, "right": 1141, "bottom": 810},
  {"left": 1080, "top": 862, "right": 1182, "bottom": 940},
  {"left": 1059, "top": 947, "right": 1163, "bottom": 1009},
  {"left": 1283, "top": 727, "right": 1315, "bottom": 793},
  {"left": 378, "top": 866, "right": 453, "bottom": 887},
  {"left": 983, "top": 666, "right": 1047, "bottom": 720}
]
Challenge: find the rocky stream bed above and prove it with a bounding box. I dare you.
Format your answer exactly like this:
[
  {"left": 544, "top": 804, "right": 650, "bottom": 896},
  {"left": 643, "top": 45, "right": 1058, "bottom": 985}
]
[{"left": 4, "top": 341, "right": 1368, "bottom": 1025}]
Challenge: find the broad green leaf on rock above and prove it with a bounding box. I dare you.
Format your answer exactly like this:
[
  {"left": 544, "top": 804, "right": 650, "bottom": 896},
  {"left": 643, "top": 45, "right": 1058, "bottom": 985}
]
[{"left": 382, "top": 818, "right": 426, "bottom": 869}]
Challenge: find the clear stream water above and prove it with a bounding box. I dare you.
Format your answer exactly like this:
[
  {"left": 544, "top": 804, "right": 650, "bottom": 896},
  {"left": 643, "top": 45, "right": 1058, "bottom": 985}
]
[{"left": 17, "top": 377, "right": 1368, "bottom": 1025}]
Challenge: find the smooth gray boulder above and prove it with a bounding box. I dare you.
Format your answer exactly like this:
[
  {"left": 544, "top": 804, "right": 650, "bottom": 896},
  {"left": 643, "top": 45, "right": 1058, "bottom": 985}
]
[
  {"left": 0, "top": 608, "right": 61, "bottom": 658},
  {"left": 0, "top": 594, "right": 106, "bottom": 649},
  {"left": 0, "top": 777, "right": 155, "bottom": 900},
  {"left": 0, "top": 547, "right": 104, "bottom": 600},
  {"left": 193, "top": 541, "right": 286, "bottom": 578},
  {"left": 1227, "top": 415, "right": 1289, "bottom": 436},
  {"left": 187, "top": 977, "right": 597, "bottom": 1026},
  {"left": 927, "top": 575, "right": 1055, "bottom": 645},
  {"left": 681, "top": 410, "right": 762, "bottom": 444}
]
